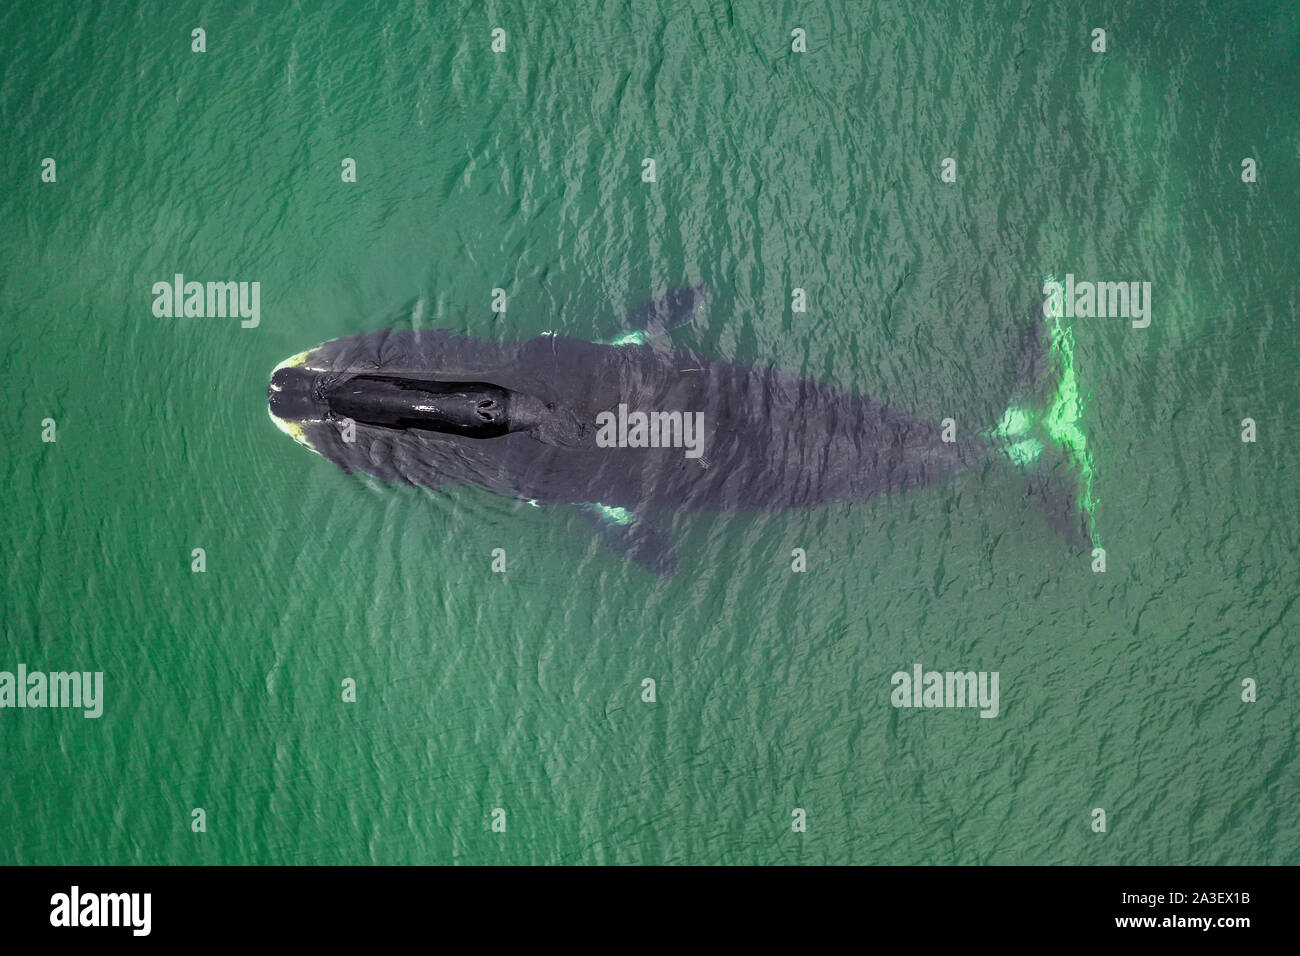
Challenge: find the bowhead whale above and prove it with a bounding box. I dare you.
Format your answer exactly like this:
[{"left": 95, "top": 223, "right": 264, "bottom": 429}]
[{"left": 267, "top": 285, "right": 1093, "bottom": 575}]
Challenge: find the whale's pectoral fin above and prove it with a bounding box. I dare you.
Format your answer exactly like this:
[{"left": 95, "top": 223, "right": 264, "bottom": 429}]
[
  {"left": 607, "top": 283, "right": 709, "bottom": 344},
  {"left": 579, "top": 504, "right": 680, "bottom": 577}
]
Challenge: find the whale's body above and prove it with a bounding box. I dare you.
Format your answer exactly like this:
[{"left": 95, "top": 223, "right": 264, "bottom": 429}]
[{"left": 268, "top": 287, "right": 1085, "bottom": 574}]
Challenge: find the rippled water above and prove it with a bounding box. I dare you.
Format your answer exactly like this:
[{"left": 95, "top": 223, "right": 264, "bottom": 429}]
[{"left": 1, "top": 0, "right": 1296, "bottom": 864}]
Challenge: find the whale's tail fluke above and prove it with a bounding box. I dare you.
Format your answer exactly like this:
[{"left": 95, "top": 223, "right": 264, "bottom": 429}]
[{"left": 986, "top": 277, "right": 1099, "bottom": 550}]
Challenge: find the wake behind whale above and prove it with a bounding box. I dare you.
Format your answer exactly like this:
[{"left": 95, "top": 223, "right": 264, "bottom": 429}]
[{"left": 267, "top": 285, "right": 1093, "bottom": 575}]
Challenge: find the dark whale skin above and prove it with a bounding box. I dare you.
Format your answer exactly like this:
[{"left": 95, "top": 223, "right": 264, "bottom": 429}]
[{"left": 270, "top": 328, "right": 986, "bottom": 515}]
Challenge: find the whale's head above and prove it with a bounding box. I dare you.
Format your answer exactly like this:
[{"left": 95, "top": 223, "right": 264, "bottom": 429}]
[
  {"left": 267, "top": 344, "right": 537, "bottom": 456},
  {"left": 267, "top": 350, "right": 327, "bottom": 451}
]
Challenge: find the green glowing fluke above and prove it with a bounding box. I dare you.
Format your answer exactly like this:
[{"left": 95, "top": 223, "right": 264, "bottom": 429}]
[
  {"left": 985, "top": 274, "right": 1099, "bottom": 544},
  {"left": 1042, "top": 274, "right": 1099, "bottom": 542}
]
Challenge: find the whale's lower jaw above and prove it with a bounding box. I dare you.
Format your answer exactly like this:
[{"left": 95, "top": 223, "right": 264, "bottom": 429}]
[
  {"left": 267, "top": 404, "right": 316, "bottom": 452},
  {"left": 268, "top": 349, "right": 320, "bottom": 453}
]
